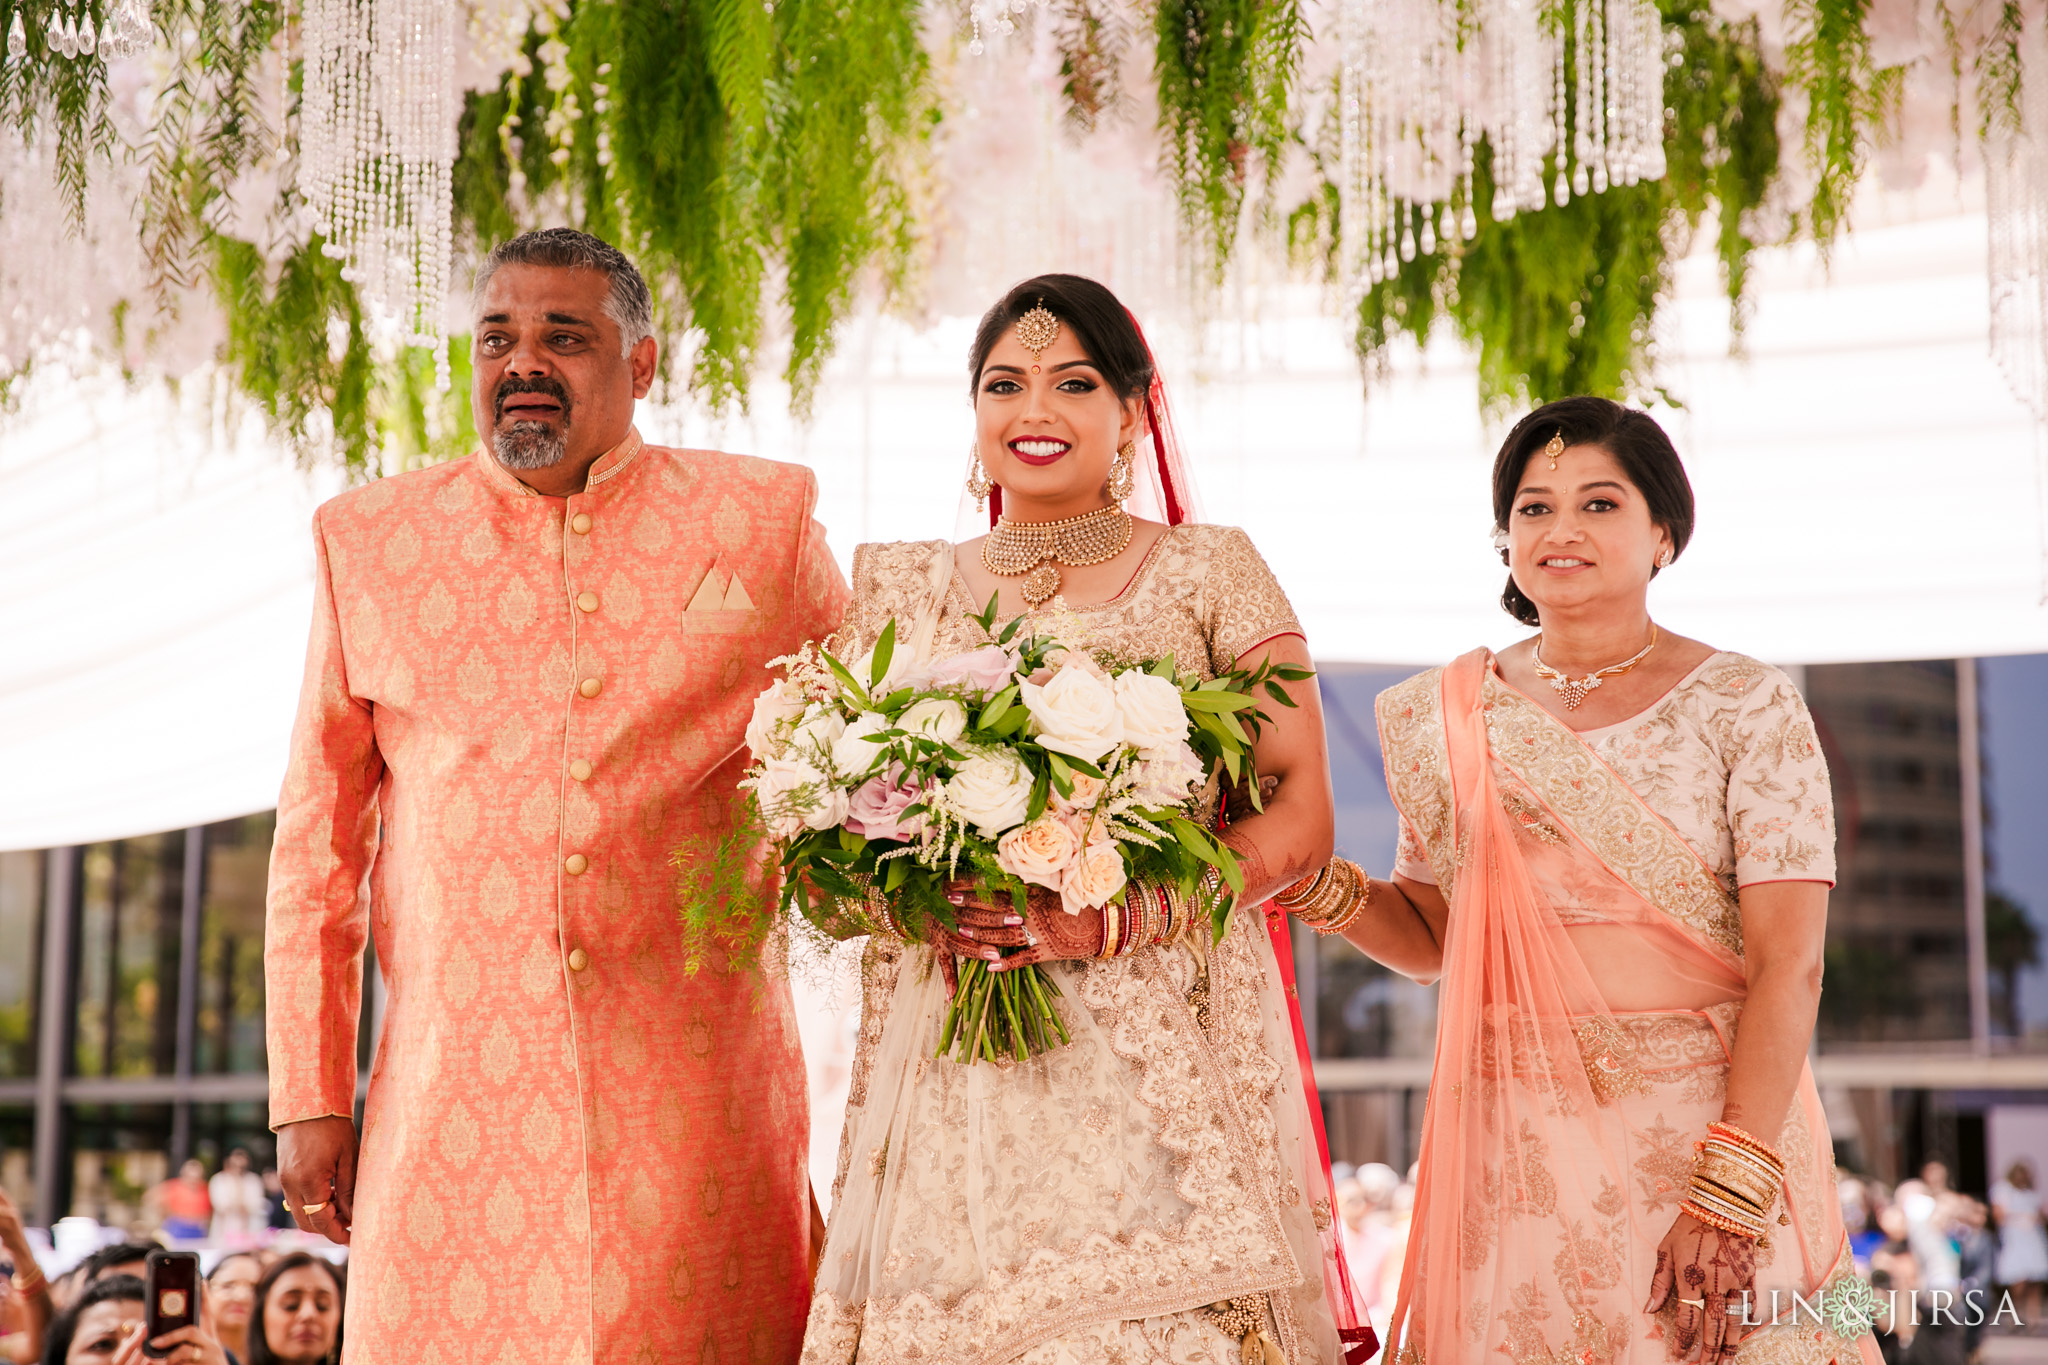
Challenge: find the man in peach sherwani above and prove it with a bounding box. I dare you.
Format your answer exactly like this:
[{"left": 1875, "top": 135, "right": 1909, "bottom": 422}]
[{"left": 265, "top": 228, "right": 846, "bottom": 1364}]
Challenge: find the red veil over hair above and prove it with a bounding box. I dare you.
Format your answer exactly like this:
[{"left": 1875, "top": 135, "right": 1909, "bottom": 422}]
[{"left": 977, "top": 309, "right": 1377, "bottom": 1362}]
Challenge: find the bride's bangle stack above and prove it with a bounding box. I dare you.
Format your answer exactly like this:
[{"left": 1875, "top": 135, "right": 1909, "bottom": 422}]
[
  {"left": 1117, "top": 876, "right": 1192, "bottom": 955},
  {"left": 1276, "top": 858, "right": 1374, "bottom": 934},
  {"left": 1679, "top": 1120, "right": 1786, "bottom": 1241}
]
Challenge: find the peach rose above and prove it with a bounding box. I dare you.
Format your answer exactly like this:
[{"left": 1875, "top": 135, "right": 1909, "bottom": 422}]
[
  {"left": 1060, "top": 838, "right": 1129, "bottom": 915},
  {"left": 996, "top": 815, "right": 1081, "bottom": 892}
]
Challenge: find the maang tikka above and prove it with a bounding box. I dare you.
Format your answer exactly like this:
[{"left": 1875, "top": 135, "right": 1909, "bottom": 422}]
[{"left": 1014, "top": 303, "right": 1060, "bottom": 371}]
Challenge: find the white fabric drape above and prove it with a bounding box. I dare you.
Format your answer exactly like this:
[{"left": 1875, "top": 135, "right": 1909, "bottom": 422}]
[{"left": 4, "top": 213, "right": 2046, "bottom": 851}]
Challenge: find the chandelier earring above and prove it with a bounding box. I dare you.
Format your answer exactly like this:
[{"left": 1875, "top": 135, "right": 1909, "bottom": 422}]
[
  {"left": 1110, "top": 441, "right": 1137, "bottom": 502},
  {"left": 967, "top": 442, "right": 994, "bottom": 513}
]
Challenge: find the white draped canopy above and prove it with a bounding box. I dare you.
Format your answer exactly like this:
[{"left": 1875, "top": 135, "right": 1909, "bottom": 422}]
[{"left": 2, "top": 211, "right": 2043, "bottom": 851}]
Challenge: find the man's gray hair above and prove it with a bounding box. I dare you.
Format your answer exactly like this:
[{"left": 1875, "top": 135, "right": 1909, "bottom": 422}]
[{"left": 472, "top": 228, "right": 655, "bottom": 356}]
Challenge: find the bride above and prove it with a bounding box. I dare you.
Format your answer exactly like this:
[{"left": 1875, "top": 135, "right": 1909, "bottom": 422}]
[{"left": 801, "top": 274, "right": 1374, "bottom": 1365}]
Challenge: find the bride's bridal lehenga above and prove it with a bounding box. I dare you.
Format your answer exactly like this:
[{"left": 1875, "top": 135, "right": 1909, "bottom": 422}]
[{"left": 800, "top": 276, "right": 1371, "bottom": 1365}]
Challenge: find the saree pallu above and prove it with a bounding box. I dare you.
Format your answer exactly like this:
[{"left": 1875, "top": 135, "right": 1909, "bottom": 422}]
[{"left": 1376, "top": 652, "right": 1879, "bottom": 1365}]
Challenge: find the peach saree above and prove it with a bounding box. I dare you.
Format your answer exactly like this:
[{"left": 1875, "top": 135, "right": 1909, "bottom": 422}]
[{"left": 1375, "top": 652, "right": 1879, "bottom": 1365}]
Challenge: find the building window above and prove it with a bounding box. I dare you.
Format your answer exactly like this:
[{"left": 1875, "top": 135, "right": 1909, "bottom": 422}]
[
  {"left": 0, "top": 851, "right": 42, "bottom": 1079},
  {"left": 74, "top": 834, "right": 186, "bottom": 1079},
  {"left": 198, "top": 815, "right": 273, "bottom": 1075}
]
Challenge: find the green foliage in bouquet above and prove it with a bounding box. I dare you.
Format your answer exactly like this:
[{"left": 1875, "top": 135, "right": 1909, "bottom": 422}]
[
  {"left": 1289, "top": 0, "right": 1782, "bottom": 409},
  {"left": 693, "top": 599, "right": 1312, "bottom": 1066}
]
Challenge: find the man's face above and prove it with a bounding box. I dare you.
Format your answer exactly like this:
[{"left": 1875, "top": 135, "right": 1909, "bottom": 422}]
[{"left": 471, "top": 263, "right": 653, "bottom": 472}]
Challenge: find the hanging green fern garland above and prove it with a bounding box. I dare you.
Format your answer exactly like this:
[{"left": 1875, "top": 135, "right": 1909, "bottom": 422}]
[
  {"left": 1153, "top": 0, "right": 1307, "bottom": 275},
  {"left": 450, "top": 0, "right": 930, "bottom": 413}
]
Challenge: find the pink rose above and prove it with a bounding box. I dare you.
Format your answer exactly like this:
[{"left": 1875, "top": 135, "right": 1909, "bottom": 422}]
[
  {"left": 1060, "top": 839, "right": 1129, "bottom": 914},
  {"left": 928, "top": 644, "right": 1019, "bottom": 695},
  {"left": 996, "top": 816, "right": 1081, "bottom": 892},
  {"left": 844, "top": 768, "right": 930, "bottom": 842}
]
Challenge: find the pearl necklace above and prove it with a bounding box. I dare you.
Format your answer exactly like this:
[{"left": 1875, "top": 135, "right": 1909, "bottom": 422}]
[
  {"left": 982, "top": 504, "right": 1134, "bottom": 608},
  {"left": 1530, "top": 625, "right": 1659, "bottom": 709}
]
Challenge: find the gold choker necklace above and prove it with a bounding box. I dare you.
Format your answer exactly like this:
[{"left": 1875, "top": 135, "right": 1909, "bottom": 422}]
[
  {"left": 1531, "top": 625, "right": 1659, "bottom": 709},
  {"left": 982, "top": 504, "right": 1134, "bottom": 608}
]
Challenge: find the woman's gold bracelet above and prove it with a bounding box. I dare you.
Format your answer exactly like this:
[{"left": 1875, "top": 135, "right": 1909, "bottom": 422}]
[{"left": 1278, "top": 858, "right": 1374, "bottom": 934}]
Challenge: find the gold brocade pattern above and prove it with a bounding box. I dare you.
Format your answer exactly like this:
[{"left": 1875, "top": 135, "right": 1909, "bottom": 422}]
[
  {"left": 806, "top": 529, "right": 1335, "bottom": 1365},
  {"left": 264, "top": 436, "right": 848, "bottom": 1365},
  {"left": 1387, "top": 656, "right": 1836, "bottom": 914},
  {"left": 1478, "top": 675, "right": 1749, "bottom": 958},
  {"left": 1375, "top": 674, "right": 1459, "bottom": 896}
]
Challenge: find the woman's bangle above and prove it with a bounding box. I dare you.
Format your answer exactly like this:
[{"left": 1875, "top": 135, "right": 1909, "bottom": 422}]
[
  {"left": 1282, "top": 858, "right": 1375, "bottom": 934},
  {"left": 10, "top": 1262, "right": 46, "bottom": 1298}
]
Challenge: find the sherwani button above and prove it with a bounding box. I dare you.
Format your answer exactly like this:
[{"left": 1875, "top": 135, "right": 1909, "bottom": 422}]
[
  {"left": 570, "top": 760, "right": 593, "bottom": 782},
  {"left": 568, "top": 948, "right": 590, "bottom": 972},
  {"left": 578, "top": 591, "right": 600, "bottom": 612},
  {"left": 565, "top": 853, "right": 589, "bottom": 875},
  {"left": 579, "top": 677, "right": 603, "bottom": 698},
  {"left": 571, "top": 513, "right": 593, "bottom": 534}
]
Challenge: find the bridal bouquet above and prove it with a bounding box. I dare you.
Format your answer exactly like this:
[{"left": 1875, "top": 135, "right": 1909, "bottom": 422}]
[{"left": 736, "top": 598, "right": 1308, "bottom": 1064}]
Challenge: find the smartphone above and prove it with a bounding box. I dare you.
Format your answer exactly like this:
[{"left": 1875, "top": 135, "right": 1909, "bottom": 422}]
[{"left": 142, "top": 1249, "right": 199, "bottom": 1358}]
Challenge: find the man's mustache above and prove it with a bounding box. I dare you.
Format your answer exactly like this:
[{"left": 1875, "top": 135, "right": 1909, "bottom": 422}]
[{"left": 493, "top": 375, "right": 572, "bottom": 423}]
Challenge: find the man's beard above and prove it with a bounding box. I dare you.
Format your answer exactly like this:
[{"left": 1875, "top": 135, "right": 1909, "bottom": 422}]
[
  {"left": 494, "top": 419, "right": 569, "bottom": 469},
  {"left": 491, "top": 375, "right": 573, "bottom": 469}
]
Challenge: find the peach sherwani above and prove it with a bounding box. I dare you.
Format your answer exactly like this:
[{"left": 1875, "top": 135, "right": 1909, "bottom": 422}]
[{"left": 265, "top": 431, "right": 847, "bottom": 1364}]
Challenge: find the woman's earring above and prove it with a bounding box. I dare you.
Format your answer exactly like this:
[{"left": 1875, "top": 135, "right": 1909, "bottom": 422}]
[
  {"left": 967, "top": 442, "right": 994, "bottom": 513},
  {"left": 1110, "top": 441, "right": 1137, "bottom": 502},
  {"left": 1491, "top": 527, "right": 1510, "bottom": 565},
  {"left": 1656, "top": 548, "right": 1673, "bottom": 569}
]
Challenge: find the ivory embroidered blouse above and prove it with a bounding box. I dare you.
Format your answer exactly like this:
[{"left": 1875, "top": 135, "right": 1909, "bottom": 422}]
[{"left": 1393, "top": 652, "right": 1837, "bottom": 895}]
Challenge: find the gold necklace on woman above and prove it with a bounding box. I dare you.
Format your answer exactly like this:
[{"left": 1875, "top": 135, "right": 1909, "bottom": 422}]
[
  {"left": 982, "top": 503, "right": 1134, "bottom": 608},
  {"left": 1530, "top": 624, "right": 1659, "bottom": 709}
]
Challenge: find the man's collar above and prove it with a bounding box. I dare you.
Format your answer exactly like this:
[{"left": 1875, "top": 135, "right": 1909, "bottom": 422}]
[{"left": 477, "top": 426, "right": 646, "bottom": 498}]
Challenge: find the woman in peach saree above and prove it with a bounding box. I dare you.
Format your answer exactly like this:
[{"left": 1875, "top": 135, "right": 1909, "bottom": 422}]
[{"left": 1303, "top": 398, "right": 1880, "bottom": 1365}]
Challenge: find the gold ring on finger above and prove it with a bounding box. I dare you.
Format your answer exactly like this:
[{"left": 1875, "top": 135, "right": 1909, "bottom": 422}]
[
  {"left": 299, "top": 1199, "right": 329, "bottom": 1215},
  {"left": 1678, "top": 1297, "right": 1705, "bottom": 1308}
]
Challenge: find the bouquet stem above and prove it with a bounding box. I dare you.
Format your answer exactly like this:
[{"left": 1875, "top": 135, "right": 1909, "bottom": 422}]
[{"left": 939, "top": 957, "right": 1069, "bottom": 1064}]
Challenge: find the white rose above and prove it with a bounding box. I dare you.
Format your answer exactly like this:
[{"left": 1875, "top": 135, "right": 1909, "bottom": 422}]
[
  {"left": 899, "top": 697, "right": 969, "bottom": 746},
  {"left": 1115, "top": 671, "right": 1190, "bottom": 755},
  {"left": 744, "top": 681, "right": 808, "bottom": 760},
  {"left": 995, "top": 816, "right": 1081, "bottom": 892},
  {"left": 830, "top": 712, "right": 892, "bottom": 779},
  {"left": 787, "top": 703, "right": 846, "bottom": 763},
  {"left": 1060, "top": 839, "right": 1130, "bottom": 914},
  {"left": 1020, "top": 662, "right": 1125, "bottom": 762},
  {"left": 944, "top": 750, "right": 1035, "bottom": 835},
  {"left": 752, "top": 757, "right": 839, "bottom": 838}
]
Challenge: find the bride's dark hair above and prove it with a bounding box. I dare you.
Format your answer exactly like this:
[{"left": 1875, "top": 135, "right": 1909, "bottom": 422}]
[
  {"left": 969, "top": 274, "right": 1154, "bottom": 404},
  {"left": 1491, "top": 396, "right": 1695, "bottom": 627}
]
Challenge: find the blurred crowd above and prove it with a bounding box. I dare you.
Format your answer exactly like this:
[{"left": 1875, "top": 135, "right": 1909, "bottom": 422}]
[
  {"left": 0, "top": 1148, "right": 344, "bottom": 1365},
  {"left": 1838, "top": 1158, "right": 2048, "bottom": 1363},
  {"left": 1330, "top": 1159, "right": 1417, "bottom": 1341}
]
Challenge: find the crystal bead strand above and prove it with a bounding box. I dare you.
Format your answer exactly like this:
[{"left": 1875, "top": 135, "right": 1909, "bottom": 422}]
[{"left": 301, "top": 0, "right": 456, "bottom": 388}]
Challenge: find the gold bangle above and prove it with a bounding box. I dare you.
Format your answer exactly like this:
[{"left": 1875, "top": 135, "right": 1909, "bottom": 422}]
[
  {"left": 1315, "top": 864, "right": 1374, "bottom": 935},
  {"left": 1097, "top": 900, "right": 1122, "bottom": 960}
]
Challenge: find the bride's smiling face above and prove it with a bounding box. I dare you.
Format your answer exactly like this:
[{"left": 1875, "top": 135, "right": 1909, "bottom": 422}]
[{"left": 975, "top": 324, "right": 1145, "bottom": 516}]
